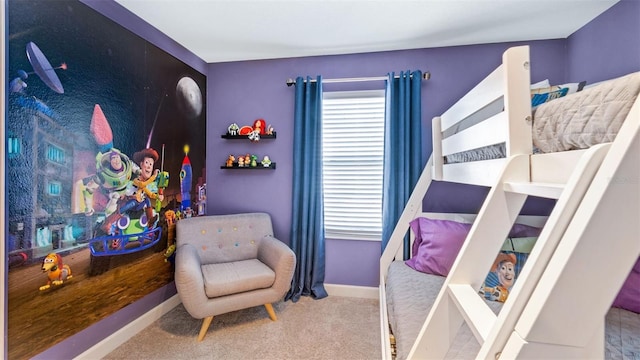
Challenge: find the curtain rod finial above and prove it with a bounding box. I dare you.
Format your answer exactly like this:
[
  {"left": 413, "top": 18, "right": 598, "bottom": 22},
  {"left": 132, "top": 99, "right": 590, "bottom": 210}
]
[
  {"left": 423, "top": 72, "right": 431, "bottom": 80},
  {"left": 286, "top": 78, "right": 295, "bottom": 87}
]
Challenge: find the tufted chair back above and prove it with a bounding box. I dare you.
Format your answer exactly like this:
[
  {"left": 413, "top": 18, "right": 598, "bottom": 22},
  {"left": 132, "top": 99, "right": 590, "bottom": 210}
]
[{"left": 176, "top": 212, "right": 274, "bottom": 264}]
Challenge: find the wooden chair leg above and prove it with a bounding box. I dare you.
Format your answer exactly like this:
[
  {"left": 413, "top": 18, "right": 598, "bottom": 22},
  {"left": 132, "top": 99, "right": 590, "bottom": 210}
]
[
  {"left": 264, "top": 303, "right": 277, "bottom": 321},
  {"left": 197, "top": 316, "right": 213, "bottom": 342}
]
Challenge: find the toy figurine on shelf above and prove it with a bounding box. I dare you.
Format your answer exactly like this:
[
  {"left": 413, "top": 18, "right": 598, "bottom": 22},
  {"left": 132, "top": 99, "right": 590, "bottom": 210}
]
[
  {"left": 266, "top": 124, "right": 275, "bottom": 135},
  {"left": 238, "top": 125, "right": 253, "bottom": 135},
  {"left": 261, "top": 155, "right": 272, "bottom": 167},
  {"left": 250, "top": 154, "right": 258, "bottom": 167},
  {"left": 248, "top": 130, "right": 260, "bottom": 142},
  {"left": 228, "top": 123, "right": 240, "bottom": 136},
  {"left": 244, "top": 153, "right": 251, "bottom": 166},
  {"left": 248, "top": 118, "right": 266, "bottom": 142},
  {"left": 238, "top": 155, "right": 245, "bottom": 167},
  {"left": 253, "top": 119, "right": 266, "bottom": 135},
  {"left": 226, "top": 154, "right": 235, "bottom": 167}
]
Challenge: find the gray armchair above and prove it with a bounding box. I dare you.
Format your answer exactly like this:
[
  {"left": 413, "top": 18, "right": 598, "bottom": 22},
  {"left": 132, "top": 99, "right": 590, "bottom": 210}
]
[{"left": 175, "top": 212, "right": 296, "bottom": 341}]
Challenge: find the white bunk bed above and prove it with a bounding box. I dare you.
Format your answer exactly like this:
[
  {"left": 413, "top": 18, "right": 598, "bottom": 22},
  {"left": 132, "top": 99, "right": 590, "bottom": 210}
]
[{"left": 379, "top": 45, "right": 640, "bottom": 359}]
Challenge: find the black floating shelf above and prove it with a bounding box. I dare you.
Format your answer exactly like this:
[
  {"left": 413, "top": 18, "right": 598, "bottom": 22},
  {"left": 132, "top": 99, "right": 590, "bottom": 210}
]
[
  {"left": 221, "top": 162, "right": 276, "bottom": 170},
  {"left": 221, "top": 131, "right": 277, "bottom": 139}
]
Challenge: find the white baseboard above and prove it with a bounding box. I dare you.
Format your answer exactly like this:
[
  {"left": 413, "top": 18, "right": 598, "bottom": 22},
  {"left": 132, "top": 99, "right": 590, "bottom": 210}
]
[
  {"left": 325, "top": 283, "right": 378, "bottom": 299},
  {"left": 74, "top": 294, "right": 181, "bottom": 360}
]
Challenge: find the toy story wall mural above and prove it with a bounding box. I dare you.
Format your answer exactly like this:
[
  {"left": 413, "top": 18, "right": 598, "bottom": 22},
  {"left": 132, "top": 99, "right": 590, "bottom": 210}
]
[{"left": 5, "top": 0, "right": 207, "bottom": 358}]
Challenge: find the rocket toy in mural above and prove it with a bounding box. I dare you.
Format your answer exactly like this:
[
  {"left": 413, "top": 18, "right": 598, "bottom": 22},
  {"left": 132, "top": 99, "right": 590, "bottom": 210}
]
[{"left": 180, "top": 145, "right": 193, "bottom": 213}]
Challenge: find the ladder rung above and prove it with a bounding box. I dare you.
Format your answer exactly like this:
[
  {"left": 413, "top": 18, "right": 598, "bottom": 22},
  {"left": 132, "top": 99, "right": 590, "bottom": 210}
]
[
  {"left": 448, "top": 284, "right": 496, "bottom": 343},
  {"left": 503, "top": 181, "right": 564, "bottom": 199}
]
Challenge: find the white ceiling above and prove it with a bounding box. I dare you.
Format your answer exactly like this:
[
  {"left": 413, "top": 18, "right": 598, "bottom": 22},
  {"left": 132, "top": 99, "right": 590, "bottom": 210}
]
[{"left": 115, "top": 0, "right": 619, "bottom": 64}]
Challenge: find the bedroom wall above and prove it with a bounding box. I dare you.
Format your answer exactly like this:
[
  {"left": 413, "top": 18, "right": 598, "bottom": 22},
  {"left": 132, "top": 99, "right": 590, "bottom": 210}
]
[
  {"left": 82, "top": 1, "right": 207, "bottom": 74},
  {"left": 566, "top": 0, "right": 640, "bottom": 83},
  {"left": 206, "top": 40, "right": 567, "bottom": 288},
  {"left": 206, "top": 0, "right": 637, "bottom": 289}
]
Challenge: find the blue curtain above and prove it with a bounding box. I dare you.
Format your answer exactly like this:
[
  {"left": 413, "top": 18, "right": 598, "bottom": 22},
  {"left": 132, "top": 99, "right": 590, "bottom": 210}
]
[
  {"left": 285, "top": 76, "right": 328, "bottom": 302},
  {"left": 381, "top": 71, "right": 423, "bottom": 258}
]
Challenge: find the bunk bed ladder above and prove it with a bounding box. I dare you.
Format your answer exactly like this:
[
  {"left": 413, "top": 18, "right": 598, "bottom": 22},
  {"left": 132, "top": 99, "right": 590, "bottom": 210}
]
[
  {"left": 497, "top": 90, "right": 640, "bottom": 359},
  {"left": 407, "top": 142, "right": 613, "bottom": 359}
]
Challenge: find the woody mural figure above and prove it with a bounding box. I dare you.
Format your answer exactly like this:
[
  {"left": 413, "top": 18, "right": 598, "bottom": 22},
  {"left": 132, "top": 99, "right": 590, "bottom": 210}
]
[{"left": 119, "top": 147, "right": 164, "bottom": 225}]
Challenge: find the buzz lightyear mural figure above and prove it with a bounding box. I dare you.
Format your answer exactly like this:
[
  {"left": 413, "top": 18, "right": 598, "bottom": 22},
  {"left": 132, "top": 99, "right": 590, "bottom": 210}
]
[{"left": 92, "top": 148, "right": 135, "bottom": 218}]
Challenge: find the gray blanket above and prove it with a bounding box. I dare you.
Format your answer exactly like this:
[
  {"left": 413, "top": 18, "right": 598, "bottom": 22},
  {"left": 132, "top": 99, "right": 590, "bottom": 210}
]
[{"left": 533, "top": 72, "right": 640, "bottom": 153}]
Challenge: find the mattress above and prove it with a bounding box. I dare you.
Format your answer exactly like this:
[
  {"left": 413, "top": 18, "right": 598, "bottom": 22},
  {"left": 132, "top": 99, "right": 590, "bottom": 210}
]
[
  {"left": 386, "top": 261, "right": 443, "bottom": 360},
  {"left": 385, "top": 261, "right": 501, "bottom": 360},
  {"left": 385, "top": 260, "right": 640, "bottom": 359},
  {"left": 606, "top": 308, "right": 640, "bottom": 360}
]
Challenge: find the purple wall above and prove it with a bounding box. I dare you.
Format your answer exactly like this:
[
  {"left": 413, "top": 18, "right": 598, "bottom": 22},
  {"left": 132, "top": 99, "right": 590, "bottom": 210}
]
[
  {"left": 80, "top": 0, "right": 207, "bottom": 75},
  {"left": 567, "top": 0, "right": 640, "bottom": 84},
  {"left": 206, "top": 41, "right": 568, "bottom": 287},
  {"left": 206, "top": 0, "right": 638, "bottom": 288}
]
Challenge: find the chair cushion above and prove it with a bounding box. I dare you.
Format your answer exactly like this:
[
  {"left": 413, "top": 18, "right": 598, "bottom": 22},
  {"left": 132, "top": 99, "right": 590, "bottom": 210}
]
[{"left": 202, "top": 259, "right": 275, "bottom": 298}]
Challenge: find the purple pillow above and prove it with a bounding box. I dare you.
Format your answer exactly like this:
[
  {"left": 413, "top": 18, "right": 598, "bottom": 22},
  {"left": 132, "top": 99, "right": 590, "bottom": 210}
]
[
  {"left": 406, "top": 218, "right": 472, "bottom": 276},
  {"left": 409, "top": 217, "right": 423, "bottom": 258},
  {"left": 406, "top": 217, "right": 542, "bottom": 277},
  {"left": 612, "top": 257, "right": 640, "bottom": 314},
  {"left": 508, "top": 223, "right": 542, "bottom": 238}
]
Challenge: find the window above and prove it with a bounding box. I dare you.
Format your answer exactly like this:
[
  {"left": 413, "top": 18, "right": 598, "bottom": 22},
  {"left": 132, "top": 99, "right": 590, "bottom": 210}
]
[
  {"left": 322, "top": 90, "right": 385, "bottom": 241},
  {"left": 7, "top": 137, "right": 21, "bottom": 157},
  {"left": 47, "top": 144, "right": 65, "bottom": 164},
  {"left": 47, "top": 181, "right": 62, "bottom": 196}
]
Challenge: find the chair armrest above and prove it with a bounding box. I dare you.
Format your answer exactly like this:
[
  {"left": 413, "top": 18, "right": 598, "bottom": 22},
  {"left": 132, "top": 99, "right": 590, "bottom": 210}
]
[
  {"left": 175, "top": 243, "right": 210, "bottom": 318},
  {"left": 258, "top": 236, "right": 296, "bottom": 293}
]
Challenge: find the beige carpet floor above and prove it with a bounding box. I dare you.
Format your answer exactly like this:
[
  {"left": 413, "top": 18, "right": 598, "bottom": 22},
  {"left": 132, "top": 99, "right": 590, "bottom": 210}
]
[{"left": 103, "top": 295, "right": 381, "bottom": 360}]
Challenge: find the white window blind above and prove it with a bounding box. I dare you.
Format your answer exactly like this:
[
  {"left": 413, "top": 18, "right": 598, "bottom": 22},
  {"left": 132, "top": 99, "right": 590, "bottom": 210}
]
[{"left": 322, "top": 90, "right": 385, "bottom": 241}]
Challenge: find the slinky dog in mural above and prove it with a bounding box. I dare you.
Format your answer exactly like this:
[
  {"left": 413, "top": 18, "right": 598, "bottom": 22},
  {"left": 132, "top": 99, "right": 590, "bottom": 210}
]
[{"left": 39, "top": 253, "right": 73, "bottom": 291}]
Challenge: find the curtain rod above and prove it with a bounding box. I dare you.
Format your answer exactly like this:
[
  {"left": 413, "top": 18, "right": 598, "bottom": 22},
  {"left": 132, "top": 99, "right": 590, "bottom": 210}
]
[{"left": 285, "top": 72, "right": 430, "bottom": 87}]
